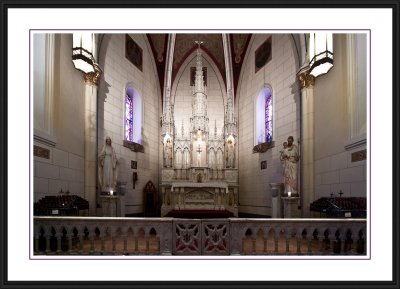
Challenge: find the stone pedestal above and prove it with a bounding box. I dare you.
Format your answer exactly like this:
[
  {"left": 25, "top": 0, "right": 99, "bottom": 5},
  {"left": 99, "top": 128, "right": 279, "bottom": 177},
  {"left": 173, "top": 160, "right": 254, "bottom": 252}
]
[
  {"left": 161, "top": 168, "right": 175, "bottom": 183},
  {"left": 281, "top": 197, "right": 301, "bottom": 218},
  {"left": 118, "top": 195, "right": 125, "bottom": 217},
  {"left": 270, "top": 183, "right": 284, "bottom": 218},
  {"left": 117, "top": 182, "right": 126, "bottom": 217},
  {"left": 100, "top": 195, "right": 119, "bottom": 217},
  {"left": 225, "top": 168, "right": 238, "bottom": 184}
]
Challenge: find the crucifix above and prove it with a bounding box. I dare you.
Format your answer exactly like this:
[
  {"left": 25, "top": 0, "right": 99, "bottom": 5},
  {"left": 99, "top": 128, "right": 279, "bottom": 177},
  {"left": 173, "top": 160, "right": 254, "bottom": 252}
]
[{"left": 196, "top": 144, "right": 202, "bottom": 166}]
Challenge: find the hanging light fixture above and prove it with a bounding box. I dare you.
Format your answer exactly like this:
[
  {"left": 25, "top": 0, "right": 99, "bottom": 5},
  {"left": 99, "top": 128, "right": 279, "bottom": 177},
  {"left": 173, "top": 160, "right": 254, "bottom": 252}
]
[
  {"left": 308, "top": 33, "right": 334, "bottom": 77},
  {"left": 72, "top": 32, "right": 95, "bottom": 73}
]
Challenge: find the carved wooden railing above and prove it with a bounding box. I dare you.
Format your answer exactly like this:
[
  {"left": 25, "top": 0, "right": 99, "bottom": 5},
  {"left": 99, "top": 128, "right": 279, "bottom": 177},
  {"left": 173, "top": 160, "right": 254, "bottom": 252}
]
[
  {"left": 33, "top": 217, "right": 366, "bottom": 256},
  {"left": 33, "top": 217, "right": 173, "bottom": 255}
]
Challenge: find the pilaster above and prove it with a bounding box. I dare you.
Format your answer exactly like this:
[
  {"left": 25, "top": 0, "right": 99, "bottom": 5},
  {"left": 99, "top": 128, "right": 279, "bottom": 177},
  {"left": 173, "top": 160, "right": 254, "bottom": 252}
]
[
  {"left": 298, "top": 69, "right": 315, "bottom": 217},
  {"left": 83, "top": 63, "right": 102, "bottom": 215}
]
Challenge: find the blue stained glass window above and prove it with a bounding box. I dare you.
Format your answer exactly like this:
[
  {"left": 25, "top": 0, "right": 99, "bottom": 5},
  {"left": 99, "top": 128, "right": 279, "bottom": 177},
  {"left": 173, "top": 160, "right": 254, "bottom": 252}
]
[
  {"left": 125, "top": 94, "right": 133, "bottom": 141},
  {"left": 265, "top": 93, "right": 272, "bottom": 143}
]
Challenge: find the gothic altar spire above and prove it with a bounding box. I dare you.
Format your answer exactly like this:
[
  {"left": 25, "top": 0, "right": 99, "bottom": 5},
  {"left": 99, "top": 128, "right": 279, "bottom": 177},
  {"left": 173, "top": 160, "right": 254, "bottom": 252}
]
[
  {"left": 162, "top": 87, "right": 174, "bottom": 138},
  {"left": 190, "top": 41, "right": 209, "bottom": 135},
  {"left": 224, "top": 88, "right": 237, "bottom": 139},
  {"left": 194, "top": 41, "right": 205, "bottom": 94},
  {"left": 161, "top": 35, "right": 176, "bottom": 140}
]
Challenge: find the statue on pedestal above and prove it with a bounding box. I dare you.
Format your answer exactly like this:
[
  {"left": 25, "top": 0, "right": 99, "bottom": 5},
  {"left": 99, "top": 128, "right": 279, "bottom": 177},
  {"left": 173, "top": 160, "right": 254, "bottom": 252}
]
[
  {"left": 225, "top": 137, "right": 235, "bottom": 168},
  {"left": 280, "top": 136, "right": 299, "bottom": 196},
  {"left": 164, "top": 137, "right": 173, "bottom": 167},
  {"left": 98, "top": 137, "right": 118, "bottom": 192}
]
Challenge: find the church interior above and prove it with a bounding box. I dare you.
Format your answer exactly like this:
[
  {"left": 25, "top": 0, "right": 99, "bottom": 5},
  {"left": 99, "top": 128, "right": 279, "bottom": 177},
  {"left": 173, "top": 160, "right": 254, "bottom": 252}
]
[{"left": 32, "top": 32, "right": 368, "bottom": 256}]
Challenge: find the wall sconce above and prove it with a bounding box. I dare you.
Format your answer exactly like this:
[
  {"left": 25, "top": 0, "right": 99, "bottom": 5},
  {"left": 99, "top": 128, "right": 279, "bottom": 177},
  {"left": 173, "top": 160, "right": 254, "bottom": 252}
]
[
  {"left": 308, "top": 33, "right": 334, "bottom": 77},
  {"left": 72, "top": 33, "right": 95, "bottom": 73}
]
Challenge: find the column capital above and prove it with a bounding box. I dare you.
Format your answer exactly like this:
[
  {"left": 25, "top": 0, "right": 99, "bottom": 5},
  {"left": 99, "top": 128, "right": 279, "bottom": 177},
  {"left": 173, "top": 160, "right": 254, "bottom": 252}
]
[
  {"left": 84, "top": 63, "right": 102, "bottom": 86},
  {"left": 298, "top": 70, "right": 315, "bottom": 89}
]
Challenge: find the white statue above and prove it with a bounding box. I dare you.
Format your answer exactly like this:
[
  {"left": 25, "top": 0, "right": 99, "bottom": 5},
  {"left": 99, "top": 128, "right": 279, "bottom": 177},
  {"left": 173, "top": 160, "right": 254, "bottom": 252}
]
[
  {"left": 98, "top": 137, "right": 118, "bottom": 192},
  {"left": 164, "top": 137, "right": 173, "bottom": 167},
  {"left": 281, "top": 136, "right": 300, "bottom": 195},
  {"left": 225, "top": 137, "right": 235, "bottom": 168}
]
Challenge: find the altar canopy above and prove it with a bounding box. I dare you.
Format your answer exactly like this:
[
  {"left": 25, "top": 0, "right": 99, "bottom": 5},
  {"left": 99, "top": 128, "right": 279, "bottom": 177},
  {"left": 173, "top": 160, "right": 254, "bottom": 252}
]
[{"left": 160, "top": 43, "right": 238, "bottom": 217}]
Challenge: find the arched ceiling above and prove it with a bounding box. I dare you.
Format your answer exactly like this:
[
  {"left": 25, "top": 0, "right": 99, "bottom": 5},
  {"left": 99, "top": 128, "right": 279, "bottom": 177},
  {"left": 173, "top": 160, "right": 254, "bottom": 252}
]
[
  {"left": 147, "top": 33, "right": 251, "bottom": 100},
  {"left": 172, "top": 34, "right": 225, "bottom": 86}
]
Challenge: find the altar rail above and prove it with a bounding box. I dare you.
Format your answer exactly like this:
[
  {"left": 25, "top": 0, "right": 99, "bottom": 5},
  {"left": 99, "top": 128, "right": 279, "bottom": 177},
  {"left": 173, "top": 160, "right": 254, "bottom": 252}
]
[{"left": 33, "top": 217, "right": 366, "bottom": 256}]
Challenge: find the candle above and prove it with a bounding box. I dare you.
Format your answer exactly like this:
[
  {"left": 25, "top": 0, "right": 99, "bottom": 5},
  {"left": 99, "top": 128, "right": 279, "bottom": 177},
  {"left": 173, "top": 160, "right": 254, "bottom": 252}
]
[
  {"left": 288, "top": 192, "right": 291, "bottom": 197},
  {"left": 110, "top": 190, "right": 113, "bottom": 196}
]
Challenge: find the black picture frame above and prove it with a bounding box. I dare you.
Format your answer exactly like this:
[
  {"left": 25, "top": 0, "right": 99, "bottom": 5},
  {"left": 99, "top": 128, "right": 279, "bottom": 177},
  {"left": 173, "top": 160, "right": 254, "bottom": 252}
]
[
  {"left": 2, "top": 2, "right": 399, "bottom": 289},
  {"left": 125, "top": 34, "right": 143, "bottom": 71},
  {"left": 131, "top": 160, "right": 137, "bottom": 169},
  {"left": 254, "top": 36, "right": 272, "bottom": 73},
  {"left": 261, "top": 160, "right": 267, "bottom": 170}
]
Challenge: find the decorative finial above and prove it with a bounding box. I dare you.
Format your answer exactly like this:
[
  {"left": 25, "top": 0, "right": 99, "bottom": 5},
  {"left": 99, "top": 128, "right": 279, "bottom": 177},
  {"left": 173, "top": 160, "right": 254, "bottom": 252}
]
[{"left": 195, "top": 40, "right": 204, "bottom": 49}]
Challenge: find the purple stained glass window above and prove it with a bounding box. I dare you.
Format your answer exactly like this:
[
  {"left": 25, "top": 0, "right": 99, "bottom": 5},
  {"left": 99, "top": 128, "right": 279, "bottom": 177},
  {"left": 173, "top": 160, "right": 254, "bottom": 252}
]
[
  {"left": 265, "top": 93, "right": 272, "bottom": 143},
  {"left": 125, "top": 94, "right": 133, "bottom": 141}
]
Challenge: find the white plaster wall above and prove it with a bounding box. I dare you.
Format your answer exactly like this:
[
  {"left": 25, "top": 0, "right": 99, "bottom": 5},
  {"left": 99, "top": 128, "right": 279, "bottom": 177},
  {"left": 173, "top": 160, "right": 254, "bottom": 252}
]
[
  {"left": 237, "top": 34, "right": 300, "bottom": 216},
  {"left": 33, "top": 34, "right": 46, "bottom": 132},
  {"left": 172, "top": 51, "right": 226, "bottom": 136},
  {"left": 34, "top": 34, "right": 85, "bottom": 202},
  {"left": 315, "top": 150, "right": 366, "bottom": 198},
  {"left": 313, "top": 34, "right": 367, "bottom": 199},
  {"left": 98, "top": 34, "right": 161, "bottom": 215}
]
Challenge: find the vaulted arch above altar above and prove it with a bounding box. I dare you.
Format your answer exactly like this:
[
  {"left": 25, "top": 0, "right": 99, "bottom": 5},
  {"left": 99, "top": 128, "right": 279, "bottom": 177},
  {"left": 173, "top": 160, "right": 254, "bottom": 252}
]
[
  {"left": 160, "top": 44, "right": 238, "bottom": 217},
  {"left": 171, "top": 48, "right": 227, "bottom": 141}
]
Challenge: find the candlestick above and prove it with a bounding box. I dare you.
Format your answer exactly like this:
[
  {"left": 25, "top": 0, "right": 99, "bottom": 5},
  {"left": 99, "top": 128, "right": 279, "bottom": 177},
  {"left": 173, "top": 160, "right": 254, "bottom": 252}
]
[
  {"left": 288, "top": 192, "right": 291, "bottom": 197},
  {"left": 110, "top": 190, "right": 113, "bottom": 196}
]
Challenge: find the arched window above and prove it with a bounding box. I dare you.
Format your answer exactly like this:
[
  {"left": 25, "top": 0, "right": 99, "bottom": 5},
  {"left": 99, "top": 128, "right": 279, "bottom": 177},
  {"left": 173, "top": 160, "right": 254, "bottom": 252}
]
[
  {"left": 124, "top": 86, "right": 142, "bottom": 144},
  {"left": 265, "top": 89, "right": 273, "bottom": 143},
  {"left": 255, "top": 86, "right": 273, "bottom": 145},
  {"left": 125, "top": 92, "right": 133, "bottom": 141}
]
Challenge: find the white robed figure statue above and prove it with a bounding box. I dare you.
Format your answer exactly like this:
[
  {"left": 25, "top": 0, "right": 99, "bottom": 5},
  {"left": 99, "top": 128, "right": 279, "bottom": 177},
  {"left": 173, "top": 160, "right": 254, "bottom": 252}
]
[
  {"left": 225, "top": 135, "right": 235, "bottom": 168},
  {"left": 98, "top": 137, "right": 118, "bottom": 192},
  {"left": 281, "top": 136, "right": 299, "bottom": 196},
  {"left": 164, "top": 136, "right": 173, "bottom": 167}
]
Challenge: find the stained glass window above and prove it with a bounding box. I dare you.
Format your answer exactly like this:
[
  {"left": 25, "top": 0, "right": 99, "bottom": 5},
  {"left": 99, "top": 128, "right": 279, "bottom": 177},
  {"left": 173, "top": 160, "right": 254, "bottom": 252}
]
[
  {"left": 125, "top": 93, "right": 133, "bottom": 141},
  {"left": 265, "top": 93, "right": 272, "bottom": 143}
]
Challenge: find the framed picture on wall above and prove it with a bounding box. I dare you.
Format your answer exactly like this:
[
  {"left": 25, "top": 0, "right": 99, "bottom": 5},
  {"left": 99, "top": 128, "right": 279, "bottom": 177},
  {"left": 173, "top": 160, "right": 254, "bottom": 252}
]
[
  {"left": 255, "top": 36, "right": 272, "bottom": 73},
  {"left": 125, "top": 34, "right": 143, "bottom": 71},
  {"left": 261, "top": 160, "right": 267, "bottom": 170}
]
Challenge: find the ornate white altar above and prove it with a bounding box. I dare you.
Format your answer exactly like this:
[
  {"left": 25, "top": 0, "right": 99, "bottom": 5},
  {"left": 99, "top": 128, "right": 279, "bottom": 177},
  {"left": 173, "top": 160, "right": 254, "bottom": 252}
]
[
  {"left": 161, "top": 178, "right": 238, "bottom": 217},
  {"left": 160, "top": 42, "right": 238, "bottom": 217}
]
